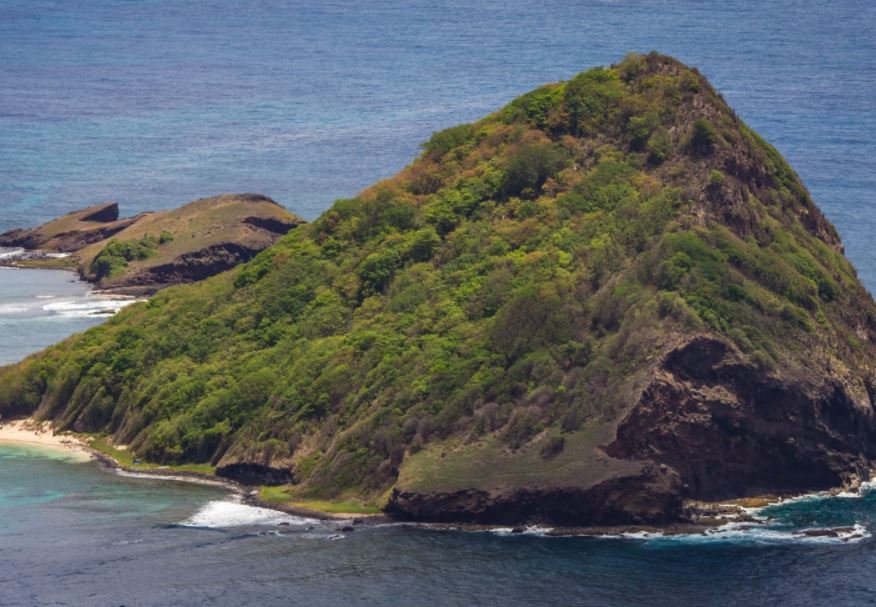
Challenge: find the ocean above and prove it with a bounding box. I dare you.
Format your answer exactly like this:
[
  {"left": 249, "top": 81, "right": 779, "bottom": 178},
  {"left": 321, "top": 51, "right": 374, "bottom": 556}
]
[
  {"left": 1, "top": 1, "right": 875, "bottom": 605},
  {"left": 0, "top": 262, "right": 137, "bottom": 366},
  {"left": 2, "top": 440, "right": 876, "bottom": 607}
]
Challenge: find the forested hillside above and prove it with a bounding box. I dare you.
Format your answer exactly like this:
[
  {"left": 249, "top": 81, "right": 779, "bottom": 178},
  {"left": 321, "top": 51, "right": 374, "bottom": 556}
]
[{"left": 3, "top": 53, "right": 875, "bottom": 525}]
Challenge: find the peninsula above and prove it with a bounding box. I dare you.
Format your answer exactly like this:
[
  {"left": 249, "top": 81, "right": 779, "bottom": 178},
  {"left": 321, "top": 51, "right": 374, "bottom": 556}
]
[{"left": 0, "top": 193, "right": 303, "bottom": 294}]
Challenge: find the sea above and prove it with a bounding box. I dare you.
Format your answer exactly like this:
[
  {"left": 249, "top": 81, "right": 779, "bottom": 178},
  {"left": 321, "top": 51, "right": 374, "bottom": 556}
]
[{"left": 0, "top": 1, "right": 875, "bottom": 605}]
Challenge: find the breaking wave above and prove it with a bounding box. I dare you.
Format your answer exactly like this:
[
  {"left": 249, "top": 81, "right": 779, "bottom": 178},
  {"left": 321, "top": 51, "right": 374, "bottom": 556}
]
[
  {"left": 0, "top": 247, "right": 25, "bottom": 259},
  {"left": 41, "top": 297, "right": 139, "bottom": 318},
  {"left": 179, "top": 497, "right": 314, "bottom": 528},
  {"left": 612, "top": 522, "right": 870, "bottom": 545}
]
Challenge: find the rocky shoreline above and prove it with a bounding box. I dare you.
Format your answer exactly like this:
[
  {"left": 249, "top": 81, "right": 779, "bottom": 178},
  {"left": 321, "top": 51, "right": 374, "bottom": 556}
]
[
  {"left": 2, "top": 416, "right": 872, "bottom": 538},
  {"left": 75, "top": 432, "right": 876, "bottom": 536},
  {"left": 81, "top": 438, "right": 391, "bottom": 524}
]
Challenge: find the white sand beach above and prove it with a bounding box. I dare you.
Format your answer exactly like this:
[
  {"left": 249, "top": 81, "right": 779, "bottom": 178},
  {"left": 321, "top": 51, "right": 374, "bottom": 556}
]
[{"left": 0, "top": 418, "right": 92, "bottom": 459}]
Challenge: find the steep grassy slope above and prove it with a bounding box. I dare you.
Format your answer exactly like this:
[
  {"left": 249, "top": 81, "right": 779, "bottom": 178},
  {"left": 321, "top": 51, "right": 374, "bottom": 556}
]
[{"left": 2, "top": 53, "right": 875, "bottom": 524}]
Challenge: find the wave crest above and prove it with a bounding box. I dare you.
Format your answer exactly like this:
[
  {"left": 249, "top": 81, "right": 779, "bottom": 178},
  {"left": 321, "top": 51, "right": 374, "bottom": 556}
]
[{"left": 180, "top": 498, "right": 314, "bottom": 528}]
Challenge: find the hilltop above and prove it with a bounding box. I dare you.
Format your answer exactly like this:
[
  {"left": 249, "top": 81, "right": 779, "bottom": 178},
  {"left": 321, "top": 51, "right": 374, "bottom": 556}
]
[
  {"left": 1, "top": 53, "right": 875, "bottom": 526},
  {"left": 0, "top": 194, "right": 303, "bottom": 294}
]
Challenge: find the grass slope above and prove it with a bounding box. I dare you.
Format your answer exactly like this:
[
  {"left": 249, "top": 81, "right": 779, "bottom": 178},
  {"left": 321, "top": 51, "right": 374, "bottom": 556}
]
[{"left": 79, "top": 193, "right": 302, "bottom": 288}]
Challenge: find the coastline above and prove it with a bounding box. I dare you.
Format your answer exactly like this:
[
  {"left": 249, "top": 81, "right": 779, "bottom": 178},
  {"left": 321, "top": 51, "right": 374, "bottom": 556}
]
[
  {"left": 2, "top": 417, "right": 385, "bottom": 523},
  {"left": 1, "top": 416, "right": 871, "bottom": 538}
]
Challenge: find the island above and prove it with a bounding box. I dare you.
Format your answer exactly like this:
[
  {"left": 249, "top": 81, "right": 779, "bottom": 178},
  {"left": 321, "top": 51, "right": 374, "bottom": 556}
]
[
  {"left": 0, "top": 193, "right": 303, "bottom": 295},
  {"left": 1, "top": 52, "right": 875, "bottom": 528}
]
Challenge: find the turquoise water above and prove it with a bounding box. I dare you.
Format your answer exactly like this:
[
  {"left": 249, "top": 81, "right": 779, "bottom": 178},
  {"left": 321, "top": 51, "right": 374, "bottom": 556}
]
[
  {"left": 2, "top": 1, "right": 876, "bottom": 605},
  {"left": 2, "top": 441, "right": 876, "bottom": 607}
]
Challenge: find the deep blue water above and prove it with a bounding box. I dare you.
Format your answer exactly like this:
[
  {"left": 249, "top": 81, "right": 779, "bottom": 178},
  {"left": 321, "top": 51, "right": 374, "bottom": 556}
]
[
  {"left": 2, "top": 441, "right": 876, "bottom": 607},
  {"left": 1, "top": 1, "right": 875, "bottom": 290},
  {"left": 2, "top": 1, "right": 876, "bottom": 605}
]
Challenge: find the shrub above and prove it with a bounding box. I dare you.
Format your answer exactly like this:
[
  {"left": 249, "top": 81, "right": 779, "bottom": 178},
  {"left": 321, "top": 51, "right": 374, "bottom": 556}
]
[
  {"left": 507, "top": 85, "right": 562, "bottom": 129},
  {"left": 502, "top": 406, "right": 543, "bottom": 449},
  {"left": 563, "top": 68, "right": 624, "bottom": 134},
  {"left": 491, "top": 286, "right": 571, "bottom": 362},
  {"left": 689, "top": 119, "right": 719, "bottom": 156},
  {"left": 646, "top": 127, "right": 671, "bottom": 164},
  {"left": 626, "top": 112, "right": 658, "bottom": 150},
  {"left": 501, "top": 141, "right": 569, "bottom": 199},
  {"left": 422, "top": 124, "right": 473, "bottom": 157},
  {"left": 559, "top": 160, "right": 638, "bottom": 213},
  {"left": 90, "top": 237, "right": 159, "bottom": 280},
  {"left": 708, "top": 170, "right": 725, "bottom": 188},
  {"left": 358, "top": 249, "right": 401, "bottom": 299},
  {"left": 540, "top": 433, "right": 565, "bottom": 459},
  {"left": 404, "top": 228, "right": 441, "bottom": 262}
]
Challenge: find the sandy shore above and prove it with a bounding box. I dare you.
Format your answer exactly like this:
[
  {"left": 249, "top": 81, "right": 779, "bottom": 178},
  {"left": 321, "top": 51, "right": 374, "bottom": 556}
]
[{"left": 0, "top": 418, "right": 93, "bottom": 459}]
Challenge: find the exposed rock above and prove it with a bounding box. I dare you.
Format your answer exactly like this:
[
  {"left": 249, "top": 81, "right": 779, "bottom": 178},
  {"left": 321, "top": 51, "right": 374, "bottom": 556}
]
[
  {"left": 120, "top": 242, "right": 265, "bottom": 287},
  {"left": 606, "top": 337, "right": 876, "bottom": 501},
  {"left": 215, "top": 462, "right": 294, "bottom": 486},
  {"left": 386, "top": 466, "right": 683, "bottom": 526},
  {"left": 3, "top": 54, "right": 876, "bottom": 528},
  {"left": 0, "top": 202, "right": 139, "bottom": 252},
  {"left": 242, "top": 215, "right": 300, "bottom": 235},
  {"left": 80, "top": 202, "right": 121, "bottom": 223},
  {"left": 0, "top": 194, "right": 304, "bottom": 292}
]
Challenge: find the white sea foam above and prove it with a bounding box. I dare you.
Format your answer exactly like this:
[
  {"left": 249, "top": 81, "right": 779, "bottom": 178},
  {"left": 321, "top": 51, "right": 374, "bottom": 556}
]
[
  {"left": 180, "top": 497, "right": 313, "bottom": 528},
  {"left": 0, "top": 248, "right": 68, "bottom": 260},
  {"left": 112, "top": 468, "right": 231, "bottom": 488},
  {"left": 0, "top": 291, "right": 141, "bottom": 320},
  {"left": 0, "top": 303, "right": 33, "bottom": 314},
  {"left": 611, "top": 522, "right": 870, "bottom": 545},
  {"left": 749, "top": 476, "right": 876, "bottom": 513},
  {"left": 489, "top": 525, "right": 554, "bottom": 537},
  {"left": 41, "top": 297, "right": 139, "bottom": 317},
  {"left": 0, "top": 247, "right": 25, "bottom": 259}
]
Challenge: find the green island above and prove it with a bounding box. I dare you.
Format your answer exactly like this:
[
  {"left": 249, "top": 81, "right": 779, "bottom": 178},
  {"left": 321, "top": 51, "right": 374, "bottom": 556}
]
[{"left": 2, "top": 52, "right": 875, "bottom": 526}]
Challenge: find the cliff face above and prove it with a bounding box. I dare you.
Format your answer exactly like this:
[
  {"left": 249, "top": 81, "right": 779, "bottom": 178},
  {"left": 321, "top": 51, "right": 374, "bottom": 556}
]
[
  {"left": 0, "top": 194, "right": 303, "bottom": 293},
  {"left": 1, "top": 53, "right": 875, "bottom": 526}
]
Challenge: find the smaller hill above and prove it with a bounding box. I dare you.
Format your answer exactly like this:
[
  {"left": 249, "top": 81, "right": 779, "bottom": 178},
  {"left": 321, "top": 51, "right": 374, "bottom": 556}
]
[{"left": 0, "top": 194, "right": 303, "bottom": 293}]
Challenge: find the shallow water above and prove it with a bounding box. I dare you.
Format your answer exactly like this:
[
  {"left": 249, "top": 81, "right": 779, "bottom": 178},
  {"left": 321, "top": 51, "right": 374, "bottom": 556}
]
[{"left": 0, "top": 263, "right": 137, "bottom": 365}]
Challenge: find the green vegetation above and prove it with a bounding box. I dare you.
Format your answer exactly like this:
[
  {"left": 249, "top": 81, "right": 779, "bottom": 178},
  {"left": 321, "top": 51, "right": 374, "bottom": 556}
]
[
  {"left": 501, "top": 140, "right": 569, "bottom": 199},
  {"left": 89, "top": 436, "right": 215, "bottom": 475},
  {"left": 89, "top": 235, "right": 164, "bottom": 280},
  {"left": 689, "top": 118, "right": 719, "bottom": 156},
  {"left": 0, "top": 52, "right": 872, "bottom": 506},
  {"left": 258, "top": 486, "right": 382, "bottom": 515}
]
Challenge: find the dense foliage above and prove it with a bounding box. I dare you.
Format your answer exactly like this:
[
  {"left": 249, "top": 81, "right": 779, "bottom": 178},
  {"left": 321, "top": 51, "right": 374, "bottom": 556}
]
[
  {"left": 1, "top": 53, "right": 873, "bottom": 503},
  {"left": 89, "top": 233, "right": 173, "bottom": 280}
]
